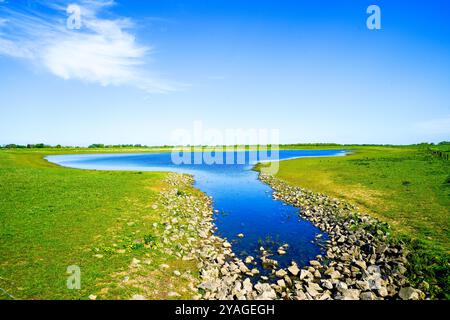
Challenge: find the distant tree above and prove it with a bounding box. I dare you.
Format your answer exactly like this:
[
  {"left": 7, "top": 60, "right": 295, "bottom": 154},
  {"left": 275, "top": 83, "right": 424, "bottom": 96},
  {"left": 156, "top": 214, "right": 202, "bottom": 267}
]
[{"left": 88, "top": 144, "right": 105, "bottom": 148}]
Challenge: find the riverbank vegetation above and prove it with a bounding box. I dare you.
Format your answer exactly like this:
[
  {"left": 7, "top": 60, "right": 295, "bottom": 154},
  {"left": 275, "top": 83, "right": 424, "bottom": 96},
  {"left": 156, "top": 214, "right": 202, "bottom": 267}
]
[
  {"left": 1, "top": 144, "right": 448, "bottom": 299},
  {"left": 0, "top": 150, "right": 202, "bottom": 300},
  {"left": 258, "top": 144, "right": 449, "bottom": 298}
]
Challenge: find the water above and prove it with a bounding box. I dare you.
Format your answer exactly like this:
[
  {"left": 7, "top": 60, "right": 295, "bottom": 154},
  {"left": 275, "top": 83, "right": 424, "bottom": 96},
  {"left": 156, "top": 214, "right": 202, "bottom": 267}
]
[{"left": 46, "top": 150, "right": 346, "bottom": 274}]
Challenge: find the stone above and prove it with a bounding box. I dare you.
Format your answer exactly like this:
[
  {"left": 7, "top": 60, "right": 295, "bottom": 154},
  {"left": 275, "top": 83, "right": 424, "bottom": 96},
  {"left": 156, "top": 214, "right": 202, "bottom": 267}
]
[
  {"left": 251, "top": 268, "right": 260, "bottom": 275},
  {"left": 299, "top": 269, "right": 311, "bottom": 280},
  {"left": 173, "top": 270, "right": 181, "bottom": 276},
  {"left": 245, "top": 256, "right": 254, "bottom": 264},
  {"left": 131, "top": 258, "right": 141, "bottom": 266},
  {"left": 168, "top": 292, "right": 181, "bottom": 297},
  {"left": 317, "top": 291, "right": 332, "bottom": 300},
  {"left": 354, "top": 260, "right": 367, "bottom": 270},
  {"left": 295, "top": 290, "right": 307, "bottom": 300},
  {"left": 360, "top": 291, "right": 377, "bottom": 300},
  {"left": 288, "top": 264, "right": 300, "bottom": 276},
  {"left": 305, "top": 284, "right": 320, "bottom": 297},
  {"left": 322, "top": 280, "right": 333, "bottom": 290},
  {"left": 262, "top": 258, "right": 278, "bottom": 269},
  {"left": 275, "top": 269, "right": 287, "bottom": 278},
  {"left": 88, "top": 294, "right": 97, "bottom": 300},
  {"left": 309, "top": 260, "right": 321, "bottom": 267},
  {"left": 277, "top": 279, "right": 286, "bottom": 288},
  {"left": 336, "top": 281, "right": 348, "bottom": 292},
  {"left": 329, "top": 271, "right": 341, "bottom": 280},
  {"left": 243, "top": 278, "right": 253, "bottom": 293},
  {"left": 254, "top": 283, "right": 277, "bottom": 300},
  {"left": 339, "top": 289, "right": 361, "bottom": 300},
  {"left": 223, "top": 241, "right": 232, "bottom": 248},
  {"left": 377, "top": 286, "right": 389, "bottom": 297},
  {"left": 399, "top": 287, "right": 420, "bottom": 300},
  {"left": 356, "top": 280, "right": 370, "bottom": 291},
  {"left": 237, "top": 233, "right": 245, "bottom": 238},
  {"left": 131, "top": 294, "right": 146, "bottom": 300},
  {"left": 308, "top": 282, "right": 323, "bottom": 292}
]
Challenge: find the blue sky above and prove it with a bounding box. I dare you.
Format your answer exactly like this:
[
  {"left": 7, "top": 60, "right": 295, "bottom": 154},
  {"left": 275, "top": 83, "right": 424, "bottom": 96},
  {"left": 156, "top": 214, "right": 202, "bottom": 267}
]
[{"left": 0, "top": 0, "right": 449, "bottom": 146}]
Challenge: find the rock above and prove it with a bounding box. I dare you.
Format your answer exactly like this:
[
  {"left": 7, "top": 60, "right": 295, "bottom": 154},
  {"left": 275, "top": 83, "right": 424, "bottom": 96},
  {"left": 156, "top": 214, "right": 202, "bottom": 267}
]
[
  {"left": 131, "top": 294, "right": 146, "bottom": 300},
  {"left": 336, "top": 281, "right": 348, "bottom": 292},
  {"left": 399, "top": 287, "right": 420, "bottom": 300},
  {"left": 237, "top": 233, "right": 245, "bottom": 238},
  {"left": 295, "top": 290, "right": 307, "bottom": 300},
  {"left": 254, "top": 283, "right": 277, "bottom": 300},
  {"left": 277, "top": 279, "right": 286, "bottom": 288},
  {"left": 223, "top": 241, "right": 232, "bottom": 248},
  {"left": 338, "top": 289, "right": 361, "bottom": 300},
  {"left": 173, "top": 270, "right": 181, "bottom": 276},
  {"left": 314, "top": 270, "right": 321, "bottom": 278},
  {"left": 317, "top": 291, "right": 332, "bottom": 300},
  {"left": 288, "top": 264, "right": 300, "bottom": 276},
  {"left": 356, "top": 280, "right": 370, "bottom": 291},
  {"left": 309, "top": 260, "right": 321, "bottom": 267},
  {"left": 377, "top": 286, "right": 389, "bottom": 297},
  {"left": 360, "top": 291, "right": 377, "bottom": 300},
  {"left": 275, "top": 269, "right": 287, "bottom": 278},
  {"left": 277, "top": 249, "right": 286, "bottom": 255},
  {"left": 305, "top": 284, "right": 320, "bottom": 297},
  {"left": 160, "top": 264, "right": 170, "bottom": 269},
  {"left": 245, "top": 256, "right": 254, "bottom": 264},
  {"left": 353, "top": 260, "right": 367, "bottom": 270},
  {"left": 308, "top": 282, "right": 323, "bottom": 292},
  {"left": 243, "top": 278, "right": 253, "bottom": 292},
  {"left": 168, "top": 292, "right": 181, "bottom": 297},
  {"left": 131, "top": 258, "right": 141, "bottom": 266},
  {"left": 322, "top": 280, "right": 333, "bottom": 290},
  {"left": 88, "top": 294, "right": 97, "bottom": 300},
  {"left": 262, "top": 258, "right": 279, "bottom": 269},
  {"left": 299, "top": 269, "right": 311, "bottom": 280},
  {"left": 329, "top": 271, "right": 341, "bottom": 280}
]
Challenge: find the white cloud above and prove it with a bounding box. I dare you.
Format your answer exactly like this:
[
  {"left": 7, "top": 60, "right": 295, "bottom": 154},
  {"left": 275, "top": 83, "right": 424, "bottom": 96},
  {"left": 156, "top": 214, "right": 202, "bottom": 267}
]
[{"left": 0, "top": 0, "right": 176, "bottom": 93}]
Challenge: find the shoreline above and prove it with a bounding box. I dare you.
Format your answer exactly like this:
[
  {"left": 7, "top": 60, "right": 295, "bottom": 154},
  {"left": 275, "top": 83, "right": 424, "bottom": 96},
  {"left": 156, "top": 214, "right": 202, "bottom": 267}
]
[
  {"left": 166, "top": 172, "right": 426, "bottom": 300},
  {"left": 257, "top": 173, "right": 427, "bottom": 300}
]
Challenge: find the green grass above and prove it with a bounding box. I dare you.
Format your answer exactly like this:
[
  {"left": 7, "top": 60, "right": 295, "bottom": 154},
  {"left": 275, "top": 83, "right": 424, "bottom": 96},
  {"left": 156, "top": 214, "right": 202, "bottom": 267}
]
[
  {"left": 1, "top": 145, "right": 449, "bottom": 299},
  {"left": 0, "top": 150, "right": 199, "bottom": 300},
  {"left": 257, "top": 145, "right": 449, "bottom": 298}
]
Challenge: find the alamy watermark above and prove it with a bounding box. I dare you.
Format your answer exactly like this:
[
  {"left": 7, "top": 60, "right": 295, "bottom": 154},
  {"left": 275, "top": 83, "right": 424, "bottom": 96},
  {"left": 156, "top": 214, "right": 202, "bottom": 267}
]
[
  {"left": 66, "top": 4, "right": 82, "bottom": 30},
  {"left": 66, "top": 265, "right": 81, "bottom": 290},
  {"left": 171, "top": 121, "right": 281, "bottom": 175},
  {"left": 367, "top": 5, "right": 382, "bottom": 30}
]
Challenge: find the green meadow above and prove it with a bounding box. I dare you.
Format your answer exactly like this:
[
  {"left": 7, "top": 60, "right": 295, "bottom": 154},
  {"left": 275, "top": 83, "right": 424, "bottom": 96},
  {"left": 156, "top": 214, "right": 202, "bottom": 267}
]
[
  {"left": 262, "top": 144, "right": 449, "bottom": 298},
  {"left": 0, "top": 149, "right": 199, "bottom": 300},
  {"left": 0, "top": 144, "right": 449, "bottom": 299}
]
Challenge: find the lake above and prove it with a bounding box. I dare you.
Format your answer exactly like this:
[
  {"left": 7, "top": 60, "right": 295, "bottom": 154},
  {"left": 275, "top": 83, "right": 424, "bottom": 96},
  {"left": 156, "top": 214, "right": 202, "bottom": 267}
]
[{"left": 46, "top": 149, "right": 346, "bottom": 276}]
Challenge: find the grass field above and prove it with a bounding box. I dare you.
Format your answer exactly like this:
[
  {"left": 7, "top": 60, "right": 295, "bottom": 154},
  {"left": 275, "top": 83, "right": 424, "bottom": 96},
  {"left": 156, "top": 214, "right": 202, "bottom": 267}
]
[
  {"left": 1, "top": 145, "right": 449, "bottom": 299},
  {"left": 265, "top": 145, "right": 449, "bottom": 298},
  {"left": 0, "top": 150, "right": 200, "bottom": 300}
]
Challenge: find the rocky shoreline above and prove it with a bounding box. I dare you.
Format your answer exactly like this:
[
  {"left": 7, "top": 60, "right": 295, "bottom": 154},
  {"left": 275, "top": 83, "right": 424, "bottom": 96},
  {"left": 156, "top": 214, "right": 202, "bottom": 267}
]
[
  {"left": 257, "top": 173, "right": 426, "bottom": 300},
  {"left": 164, "top": 172, "right": 426, "bottom": 300}
]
